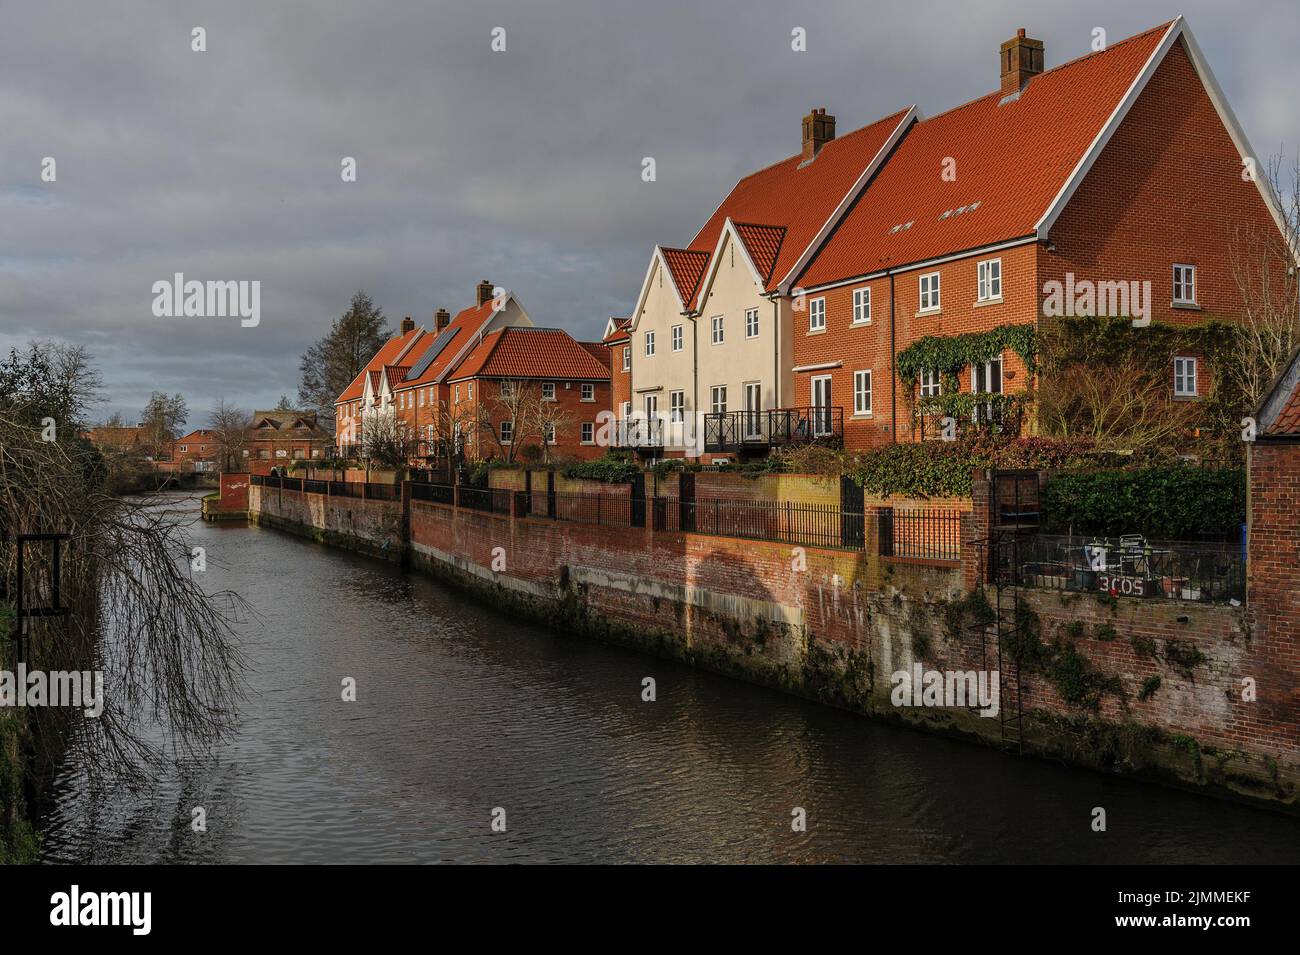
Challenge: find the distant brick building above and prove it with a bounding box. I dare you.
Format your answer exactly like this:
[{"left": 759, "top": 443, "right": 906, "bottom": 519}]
[
  {"left": 245, "top": 410, "right": 331, "bottom": 472},
  {"left": 82, "top": 424, "right": 147, "bottom": 456},
  {"left": 446, "top": 326, "right": 612, "bottom": 462},
  {"left": 602, "top": 317, "right": 632, "bottom": 423},
  {"left": 171, "top": 429, "right": 218, "bottom": 472}
]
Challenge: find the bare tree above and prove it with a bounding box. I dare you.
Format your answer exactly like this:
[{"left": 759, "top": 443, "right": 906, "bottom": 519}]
[
  {"left": 1227, "top": 154, "right": 1300, "bottom": 412},
  {"left": 359, "top": 410, "right": 407, "bottom": 469},
  {"left": 527, "top": 390, "right": 576, "bottom": 464},
  {"left": 1037, "top": 357, "right": 1200, "bottom": 450},
  {"left": 473, "top": 380, "right": 537, "bottom": 463},
  {"left": 207, "top": 399, "right": 251, "bottom": 471}
]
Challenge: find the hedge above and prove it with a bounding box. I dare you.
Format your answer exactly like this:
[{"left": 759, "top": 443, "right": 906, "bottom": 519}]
[{"left": 1040, "top": 466, "right": 1245, "bottom": 540}]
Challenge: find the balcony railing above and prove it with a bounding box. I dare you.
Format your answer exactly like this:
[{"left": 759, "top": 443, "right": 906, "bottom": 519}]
[
  {"left": 704, "top": 407, "right": 843, "bottom": 454},
  {"left": 916, "top": 394, "right": 1024, "bottom": 442},
  {"left": 609, "top": 417, "right": 664, "bottom": 449}
]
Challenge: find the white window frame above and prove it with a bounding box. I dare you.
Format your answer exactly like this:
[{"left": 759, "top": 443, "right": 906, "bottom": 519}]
[
  {"left": 669, "top": 390, "right": 684, "bottom": 423},
  {"left": 1174, "top": 356, "right": 1198, "bottom": 397},
  {"left": 541, "top": 382, "right": 556, "bottom": 401},
  {"left": 645, "top": 330, "right": 655, "bottom": 357},
  {"left": 671, "top": 324, "right": 683, "bottom": 352},
  {"left": 580, "top": 383, "right": 594, "bottom": 402},
  {"left": 622, "top": 346, "right": 630, "bottom": 371},
  {"left": 499, "top": 380, "right": 515, "bottom": 400},
  {"left": 543, "top": 423, "right": 556, "bottom": 444},
  {"left": 920, "top": 369, "right": 942, "bottom": 398},
  {"left": 809, "top": 297, "right": 826, "bottom": 332},
  {"left": 919, "top": 272, "right": 941, "bottom": 313},
  {"left": 711, "top": 315, "right": 724, "bottom": 345},
  {"left": 852, "top": 287, "right": 872, "bottom": 325},
  {"left": 1173, "top": 264, "right": 1197, "bottom": 305},
  {"left": 977, "top": 259, "right": 1002, "bottom": 302},
  {"left": 581, "top": 422, "right": 594, "bottom": 444},
  {"left": 853, "top": 370, "right": 872, "bottom": 416},
  {"left": 710, "top": 385, "right": 727, "bottom": 416},
  {"left": 745, "top": 307, "right": 760, "bottom": 338}
]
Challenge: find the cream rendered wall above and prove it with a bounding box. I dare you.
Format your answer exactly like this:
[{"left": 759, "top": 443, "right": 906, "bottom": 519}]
[
  {"left": 694, "top": 232, "right": 792, "bottom": 416},
  {"left": 630, "top": 257, "right": 696, "bottom": 449}
]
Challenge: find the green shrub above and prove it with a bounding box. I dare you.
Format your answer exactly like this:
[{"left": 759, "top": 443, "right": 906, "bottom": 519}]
[
  {"left": 1138, "top": 675, "right": 1162, "bottom": 702},
  {"left": 560, "top": 452, "right": 641, "bottom": 484},
  {"left": 1041, "top": 465, "right": 1244, "bottom": 539}
]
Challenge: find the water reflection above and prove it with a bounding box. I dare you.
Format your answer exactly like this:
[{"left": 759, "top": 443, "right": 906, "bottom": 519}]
[{"left": 37, "top": 494, "right": 1300, "bottom": 863}]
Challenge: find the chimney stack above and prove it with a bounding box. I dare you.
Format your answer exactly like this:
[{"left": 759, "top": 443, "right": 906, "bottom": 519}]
[
  {"left": 476, "top": 279, "right": 495, "bottom": 307},
  {"left": 801, "top": 108, "right": 836, "bottom": 163},
  {"left": 435, "top": 308, "right": 451, "bottom": 331},
  {"left": 400, "top": 315, "right": 415, "bottom": 334},
  {"left": 1000, "top": 28, "right": 1044, "bottom": 97}
]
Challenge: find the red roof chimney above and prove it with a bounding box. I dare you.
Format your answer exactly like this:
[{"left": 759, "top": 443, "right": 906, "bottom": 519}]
[
  {"left": 400, "top": 315, "right": 415, "bottom": 334},
  {"left": 801, "top": 108, "right": 836, "bottom": 163},
  {"left": 1000, "top": 28, "right": 1044, "bottom": 97},
  {"left": 435, "top": 308, "right": 451, "bottom": 331},
  {"left": 476, "top": 280, "right": 494, "bottom": 307}
]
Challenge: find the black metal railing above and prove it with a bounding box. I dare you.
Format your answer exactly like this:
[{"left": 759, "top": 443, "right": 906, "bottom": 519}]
[
  {"left": 365, "top": 483, "right": 400, "bottom": 501},
  {"left": 610, "top": 417, "right": 665, "bottom": 449},
  {"left": 1012, "top": 534, "right": 1245, "bottom": 603},
  {"left": 652, "top": 496, "right": 852, "bottom": 549},
  {"left": 878, "top": 507, "right": 963, "bottom": 561},
  {"left": 704, "top": 406, "right": 844, "bottom": 453},
  {"left": 455, "top": 486, "right": 514, "bottom": 513},
  {"left": 916, "top": 399, "right": 1024, "bottom": 442},
  {"left": 329, "top": 481, "right": 364, "bottom": 498},
  {"left": 552, "top": 493, "right": 634, "bottom": 527},
  {"left": 410, "top": 482, "right": 455, "bottom": 505}
]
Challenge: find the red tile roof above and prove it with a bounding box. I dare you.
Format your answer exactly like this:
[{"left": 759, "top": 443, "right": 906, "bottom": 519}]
[
  {"left": 660, "top": 248, "right": 710, "bottom": 307},
  {"left": 400, "top": 300, "right": 501, "bottom": 387},
  {"left": 384, "top": 365, "right": 410, "bottom": 389},
  {"left": 685, "top": 107, "right": 914, "bottom": 304},
  {"left": 602, "top": 317, "right": 632, "bottom": 344},
  {"left": 449, "top": 327, "right": 612, "bottom": 382},
  {"left": 797, "top": 22, "right": 1173, "bottom": 288},
  {"left": 580, "top": 341, "right": 612, "bottom": 367},
  {"left": 734, "top": 222, "right": 787, "bottom": 285},
  {"left": 1267, "top": 385, "right": 1300, "bottom": 436},
  {"left": 336, "top": 327, "right": 426, "bottom": 403}
]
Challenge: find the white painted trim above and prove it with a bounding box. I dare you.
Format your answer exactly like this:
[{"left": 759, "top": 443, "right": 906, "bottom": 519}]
[
  {"left": 692, "top": 218, "right": 769, "bottom": 312},
  {"left": 779, "top": 105, "right": 920, "bottom": 295},
  {"left": 792, "top": 360, "right": 842, "bottom": 373},
  {"left": 628, "top": 247, "right": 689, "bottom": 333}
]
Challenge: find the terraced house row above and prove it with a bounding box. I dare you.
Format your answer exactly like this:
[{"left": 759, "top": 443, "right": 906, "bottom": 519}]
[{"left": 340, "top": 17, "right": 1288, "bottom": 464}]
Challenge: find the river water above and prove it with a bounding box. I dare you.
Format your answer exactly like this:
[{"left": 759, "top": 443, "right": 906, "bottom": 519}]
[{"left": 37, "top": 494, "right": 1300, "bottom": 863}]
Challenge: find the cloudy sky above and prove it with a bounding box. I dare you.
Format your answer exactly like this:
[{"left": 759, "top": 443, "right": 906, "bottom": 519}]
[{"left": 2, "top": 0, "right": 1297, "bottom": 424}]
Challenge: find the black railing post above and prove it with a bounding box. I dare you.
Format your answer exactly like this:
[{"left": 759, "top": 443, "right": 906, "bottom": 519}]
[
  {"left": 547, "top": 471, "right": 556, "bottom": 519},
  {"left": 630, "top": 473, "right": 646, "bottom": 528},
  {"left": 840, "top": 476, "right": 864, "bottom": 548},
  {"left": 878, "top": 506, "right": 894, "bottom": 557},
  {"left": 680, "top": 472, "right": 695, "bottom": 532}
]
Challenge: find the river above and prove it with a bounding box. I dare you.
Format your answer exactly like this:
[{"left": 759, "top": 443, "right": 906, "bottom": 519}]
[{"left": 36, "top": 493, "right": 1300, "bottom": 863}]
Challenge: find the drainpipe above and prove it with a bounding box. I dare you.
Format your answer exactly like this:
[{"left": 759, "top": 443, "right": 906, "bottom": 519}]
[
  {"left": 772, "top": 297, "right": 781, "bottom": 408},
  {"left": 889, "top": 271, "right": 897, "bottom": 442}
]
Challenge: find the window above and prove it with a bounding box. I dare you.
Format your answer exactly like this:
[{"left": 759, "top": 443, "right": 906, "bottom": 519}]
[
  {"left": 621, "top": 401, "right": 631, "bottom": 419},
  {"left": 418, "top": 390, "right": 425, "bottom": 407},
  {"left": 711, "top": 315, "right": 724, "bottom": 345},
  {"left": 809, "top": 297, "right": 826, "bottom": 331},
  {"left": 581, "top": 422, "right": 594, "bottom": 443},
  {"left": 1173, "top": 264, "right": 1197, "bottom": 305},
  {"left": 622, "top": 346, "right": 630, "bottom": 371},
  {"left": 1174, "top": 357, "right": 1198, "bottom": 397},
  {"left": 293, "top": 448, "right": 305, "bottom": 459},
  {"left": 581, "top": 383, "right": 594, "bottom": 401},
  {"left": 669, "top": 390, "right": 685, "bottom": 423},
  {"left": 544, "top": 423, "right": 556, "bottom": 444},
  {"left": 467, "top": 383, "right": 473, "bottom": 399},
  {"left": 671, "top": 324, "right": 683, "bottom": 351},
  {"left": 454, "top": 385, "right": 459, "bottom": 402},
  {"left": 920, "top": 369, "right": 942, "bottom": 397},
  {"left": 645, "top": 330, "right": 655, "bottom": 356},
  {"left": 542, "top": 382, "right": 556, "bottom": 401},
  {"left": 745, "top": 308, "right": 759, "bottom": 338},
  {"left": 854, "top": 370, "right": 872, "bottom": 416},
  {"left": 852, "top": 288, "right": 871, "bottom": 325},
  {"left": 499, "top": 380, "right": 515, "bottom": 399},
  {"left": 178, "top": 445, "right": 188, "bottom": 453},
  {"left": 919, "top": 272, "right": 941, "bottom": 312},
  {"left": 711, "top": 386, "right": 727, "bottom": 415},
  {"left": 977, "top": 259, "right": 1002, "bottom": 301}
]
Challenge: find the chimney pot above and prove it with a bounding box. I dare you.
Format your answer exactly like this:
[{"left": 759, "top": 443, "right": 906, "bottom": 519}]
[
  {"left": 435, "top": 308, "right": 451, "bottom": 331},
  {"left": 400, "top": 315, "right": 415, "bottom": 334},
  {"left": 1000, "top": 28, "right": 1044, "bottom": 97},
  {"left": 801, "top": 107, "right": 837, "bottom": 163},
  {"left": 477, "top": 279, "right": 494, "bottom": 306}
]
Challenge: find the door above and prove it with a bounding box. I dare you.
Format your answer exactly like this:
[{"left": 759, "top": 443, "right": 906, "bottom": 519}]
[
  {"left": 811, "top": 375, "right": 832, "bottom": 437},
  {"left": 744, "top": 383, "right": 763, "bottom": 440},
  {"left": 972, "top": 357, "right": 1003, "bottom": 424}
]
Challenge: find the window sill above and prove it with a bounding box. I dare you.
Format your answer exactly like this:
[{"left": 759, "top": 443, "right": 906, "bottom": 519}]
[
  {"left": 580, "top": 398, "right": 595, "bottom": 403},
  {"left": 1172, "top": 301, "right": 1202, "bottom": 311},
  {"left": 1172, "top": 394, "right": 1200, "bottom": 401},
  {"left": 850, "top": 319, "right": 872, "bottom": 328},
  {"left": 851, "top": 412, "right": 873, "bottom": 420},
  {"left": 973, "top": 296, "right": 1004, "bottom": 308},
  {"left": 806, "top": 327, "right": 827, "bottom": 336},
  {"left": 915, "top": 308, "right": 941, "bottom": 318}
]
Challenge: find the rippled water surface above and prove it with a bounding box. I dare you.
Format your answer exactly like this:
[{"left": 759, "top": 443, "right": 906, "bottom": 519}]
[{"left": 37, "top": 494, "right": 1300, "bottom": 863}]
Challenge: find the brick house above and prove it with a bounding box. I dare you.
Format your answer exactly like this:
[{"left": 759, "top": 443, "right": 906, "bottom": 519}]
[
  {"left": 333, "top": 280, "right": 533, "bottom": 458},
  {"left": 602, "top": 316, "right": 632, "bottom": 421},
  {"left": 445, "top": 326, "right": 612, "bottom": 462},
  {"left": 245, "top": 410, "right": 332, "bottom": 472},
  {"left": 170, "top": 429, "right": 218, "bottom": 472},
  {"left": 787, "top": 18, "right": 1288, "bottom": 449}
]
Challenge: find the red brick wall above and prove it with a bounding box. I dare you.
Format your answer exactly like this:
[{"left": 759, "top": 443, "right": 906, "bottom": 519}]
[
  {"left": 219, "top": 472, "right": 250, "bottom": 511},
  {"left": 455, "top": 377, "right": 612, "bottom": 462},
  {"left": 608, "top": 340, "right": 631, "bottom": 417}
]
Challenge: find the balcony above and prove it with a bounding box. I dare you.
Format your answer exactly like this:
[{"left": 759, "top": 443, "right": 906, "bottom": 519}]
[
  {"left": 915, "top": 393, "right": 1025, "bottom": 442},
  {"left": 609, "top": 417, "right": 665, "bottom": 450},
  {"left": 704, "top": 406, "right": 843, "bottom": 454}
]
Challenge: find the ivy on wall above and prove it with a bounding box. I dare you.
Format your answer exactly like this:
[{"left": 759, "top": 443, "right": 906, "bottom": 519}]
[{"left": 896, "top": 323, "right": 1038, "bottom": 388}]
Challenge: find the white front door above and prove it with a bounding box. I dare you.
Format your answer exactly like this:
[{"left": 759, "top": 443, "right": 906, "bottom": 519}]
[
  {"left": 744, "top": 383, "right": 763, "bottom": 439},
  {"left": 972, "top": 357, "right": 1003, "bottom": 423}
]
